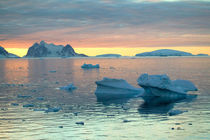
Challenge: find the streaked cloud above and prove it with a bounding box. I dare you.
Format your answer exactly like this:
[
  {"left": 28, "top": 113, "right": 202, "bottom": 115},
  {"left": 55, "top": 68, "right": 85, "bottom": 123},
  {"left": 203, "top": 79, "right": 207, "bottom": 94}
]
[{"left": 0, "top": 0, "right": 210, "bottom": 48}]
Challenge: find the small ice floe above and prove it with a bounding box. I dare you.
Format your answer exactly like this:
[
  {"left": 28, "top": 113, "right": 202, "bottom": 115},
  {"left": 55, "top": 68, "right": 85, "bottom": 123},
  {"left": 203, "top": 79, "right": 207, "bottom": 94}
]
[
  {"left": 17, "top": 95, "right": 31, "bottom": 98},
  {"left": 81, "top": 63, "right": 100, "bottom": 69},
  {"left": 137, "top": 73, "right": 198, "bottom": 103},
  {"left": 123, "top": 120, "right": 132, "bottom": 123},
  {"left": 23, "top": 104, "right": 34, "bottom": 107},
  {"left": 59, "top": 83, "right": 77, "bottom": 91},
  {"left": 75, "top": 121, "right": 84, "bottom": 125},
  {"left": 11, "top": 103, "right": 19, "bottom": 106},
  {"left": 49, "top": 70, "right": 56, "bottom": 73},
  {"left": 168, "top": 110, "right": 187, "bottom": 116},
  {"left": 36, "top": 97, "right": 44, "bottom": 101},
  {"left": 73, "top": 112, "right": 79, "bottom": 116},
  {"left": 95, "top": 77, "right": 143, "bottom": 101},
  {"left": 33, "top": 108, "right": 46, "bottom": 111},
  {"left": 45, "top": 107, "right": 61, "bottom": 113}
]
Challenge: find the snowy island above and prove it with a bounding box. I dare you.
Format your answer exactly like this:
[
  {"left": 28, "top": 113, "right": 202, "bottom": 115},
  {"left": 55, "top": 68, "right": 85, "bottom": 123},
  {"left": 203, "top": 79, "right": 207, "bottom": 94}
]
[
  {"left": 135, "top": 49, "right": 193, "bottom": 57},
  {"left": 96, "top": 54, "right": 121, "bottom": 57},
  {"left": 25, "top": 41, "right": 87, "bottom": 57}
]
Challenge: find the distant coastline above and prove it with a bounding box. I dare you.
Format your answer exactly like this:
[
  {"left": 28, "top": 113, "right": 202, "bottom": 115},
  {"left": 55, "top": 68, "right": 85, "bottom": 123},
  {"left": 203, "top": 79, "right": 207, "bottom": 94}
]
[{"left": 0, "top": 41, "right": 209, "bottom": 58}]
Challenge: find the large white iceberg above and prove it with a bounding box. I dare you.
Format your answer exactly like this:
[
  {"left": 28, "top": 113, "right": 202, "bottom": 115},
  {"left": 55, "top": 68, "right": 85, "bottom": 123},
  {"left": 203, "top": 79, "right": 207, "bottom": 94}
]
[
  {"left": 81, "top": 63, "right": 100, "bottom": 69},
  {"left": 137, "top": 73, "right": 197, "bottom": 103},
  {"left": 95, "top": 77, "right": 143, "bottom": 101}
]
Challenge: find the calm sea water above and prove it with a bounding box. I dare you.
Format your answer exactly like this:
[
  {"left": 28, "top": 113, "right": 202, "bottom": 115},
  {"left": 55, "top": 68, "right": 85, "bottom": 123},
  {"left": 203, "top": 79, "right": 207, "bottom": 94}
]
[{"left": 0, "top": 57, "right": 210, "bottom": 140}]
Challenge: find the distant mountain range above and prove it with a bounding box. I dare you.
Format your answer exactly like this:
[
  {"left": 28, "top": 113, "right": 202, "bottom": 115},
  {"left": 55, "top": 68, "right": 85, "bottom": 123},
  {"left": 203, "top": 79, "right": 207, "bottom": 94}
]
[
  {"left": 0, "top": 46, "right": 20, "bottom": 58},
  {"left": 25, "top": 41, "right": 87, "bottom": 57}
]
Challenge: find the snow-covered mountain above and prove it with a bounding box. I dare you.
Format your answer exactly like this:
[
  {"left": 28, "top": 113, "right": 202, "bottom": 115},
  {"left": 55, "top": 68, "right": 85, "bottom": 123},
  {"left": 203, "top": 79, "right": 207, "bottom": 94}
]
[
  {"left": 135, "top": 49, "right": 193, "bottom": 56},
  {"left": 0, "top": 46, "right": 20, "bottom": 58},
  {"left": 25, "top": 41, "right": 87, "bottom": 57}
]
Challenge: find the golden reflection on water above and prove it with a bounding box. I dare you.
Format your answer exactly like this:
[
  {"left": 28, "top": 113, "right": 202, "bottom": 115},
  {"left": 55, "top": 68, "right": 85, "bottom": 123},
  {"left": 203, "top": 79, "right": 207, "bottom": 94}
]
[{"left": 0, "top": 59, "right": 29, "bottom": 83}]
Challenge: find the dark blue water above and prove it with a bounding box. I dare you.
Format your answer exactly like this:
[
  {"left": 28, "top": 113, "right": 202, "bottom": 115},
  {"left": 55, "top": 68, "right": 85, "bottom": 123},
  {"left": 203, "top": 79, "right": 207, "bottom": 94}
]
[{"left": 0, "top": 57, "right": 209, "bottom": 139}]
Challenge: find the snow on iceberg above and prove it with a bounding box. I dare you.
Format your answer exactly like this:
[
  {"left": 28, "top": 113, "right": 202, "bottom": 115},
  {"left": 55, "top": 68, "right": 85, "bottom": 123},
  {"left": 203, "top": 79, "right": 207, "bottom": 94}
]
[
  {"left": 137, "top": 73, "right": 198, "bottom": 103},
  {"left": 81, "top": 63, "right": 100, "bottom": 69},
  {"left": 59, "top": 83, "right": 77, "bottom": 91},
  {"left": 95, "top": 77, "right": 144, "bottom": 101}
]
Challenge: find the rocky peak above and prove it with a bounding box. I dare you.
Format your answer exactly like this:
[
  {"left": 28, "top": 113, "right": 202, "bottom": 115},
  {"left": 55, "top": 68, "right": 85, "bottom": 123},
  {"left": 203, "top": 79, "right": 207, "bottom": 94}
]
[
  {"left": 26, "top": 42, "right": 48, "bottom": 57},
  {"left": 0, "top": 46, "right": 20, "bottom": 58},
  {"left": 25, "top": 41, "right": 87, "bottom": 57},
  {"left": 0, "top": 46, "right": 9, "bottom": 56},
  {"left": 61, "top": 44, "right": 76, "bottom": 56}
]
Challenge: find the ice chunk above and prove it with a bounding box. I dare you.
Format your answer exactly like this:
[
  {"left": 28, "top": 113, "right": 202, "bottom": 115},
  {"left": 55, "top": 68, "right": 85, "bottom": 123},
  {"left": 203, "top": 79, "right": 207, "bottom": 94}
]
[
  {"left": 45, "top": 107, "right": 61, "bottom": 113},
  {"left": 11, "top": 103, "right": 19, "bottom": 106},
  {"left": 33, "top": 108, "right": 46, "bottom": 111},
  {"left": 23, "top": 104, "right": 34, "bottom": 107},
  {"left": 76, "top": 121, "right": 84, "bottom": 125},
  {"left": 49, "top": 70, "right": 56, "bottom": 73},
  {"left": 81, "top": 63, "right": 100, "bottom": 69},
  {"left": 137, "top": 73, "right": 174, "bottom": 90},
  {"left": 137, "top": 74, "right": 198, "bottom": 103},
  {"left": 36, "top": 97, "right": 44, "bottom": 100},
  {"left": 95, "top": 77, "right": 144, "bottom": 101},
  {"left": 172, "top": 80, "right": 198, "bottom": 92},
  {"left": 17, "top": 95, "right": 31, "bottom": 98},
  {"left": 138, "top": 73, "right": 197, "bottom": 94},
  {"left": 168, "top": 110, "right": 187, "bottom": 116},
  {"left": 59, "top": 83, "right": 77, "bottom": 91}
]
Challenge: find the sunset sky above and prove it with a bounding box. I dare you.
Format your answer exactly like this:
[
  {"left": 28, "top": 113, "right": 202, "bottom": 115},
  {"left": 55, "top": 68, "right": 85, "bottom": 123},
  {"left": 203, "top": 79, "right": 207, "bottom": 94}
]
[{"left": 1, "top": 0, "right": 210, "bottom": 56}]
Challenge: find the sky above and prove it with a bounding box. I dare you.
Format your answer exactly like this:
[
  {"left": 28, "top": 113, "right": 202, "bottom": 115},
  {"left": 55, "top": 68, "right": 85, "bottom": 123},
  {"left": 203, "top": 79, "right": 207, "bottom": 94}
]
[{"left": 0, "top": 0, "right": 210, "bottom": 56}]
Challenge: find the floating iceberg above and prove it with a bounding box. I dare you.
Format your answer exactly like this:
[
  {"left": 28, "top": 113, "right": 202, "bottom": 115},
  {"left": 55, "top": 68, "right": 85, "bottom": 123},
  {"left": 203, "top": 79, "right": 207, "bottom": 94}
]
[
  {"left": 137, "top": 73, "right": 198, "bottom": 103},
  {"left": 23, "top": 104, "right": 34, "bottom": 107},
  {"left": 168, "top": 110, "right": 187, "bottom": 116},
  {"left": 81, "top": 63, "right": 100, "bottom": 69},
  {"left": 17, "top": 95, "right": 31, "bottom": 98},
  {"left": 95, "top": 77, "right": 144, "bottom": 101},
  {"left": 45, "top": 107, "right": 61, "bottom": 113},
  {"left": 94, "top": 74, "right": 197, "bottom": 104},
  {"left": 59, "top": 83, "right": 77, "bottom": 91}
]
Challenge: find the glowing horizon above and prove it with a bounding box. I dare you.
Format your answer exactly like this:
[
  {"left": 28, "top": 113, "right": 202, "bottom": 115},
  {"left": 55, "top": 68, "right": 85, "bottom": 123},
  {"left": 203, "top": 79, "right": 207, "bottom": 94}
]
[{"left": 5, "top": 46, "right": 210, "bottom": 57}]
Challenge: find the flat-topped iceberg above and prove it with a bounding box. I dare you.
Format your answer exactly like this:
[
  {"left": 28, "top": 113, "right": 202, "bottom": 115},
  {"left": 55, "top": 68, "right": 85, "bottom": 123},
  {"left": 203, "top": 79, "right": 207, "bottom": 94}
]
[
  {"left": 137, "top": 73, "right": 197, "bottom": 103},
  {"left": 81, "top": 63, "right": 100, "bottom": 69},
  {"left": 95, "top": 77, "right": 143, "bottom": 101}
]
